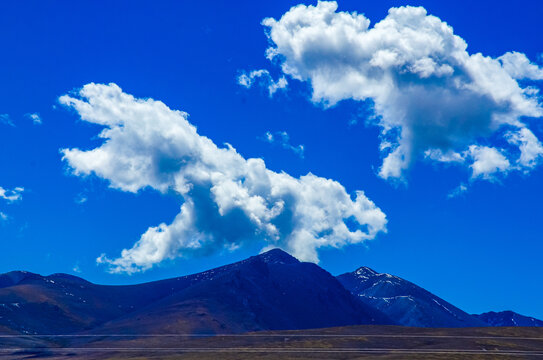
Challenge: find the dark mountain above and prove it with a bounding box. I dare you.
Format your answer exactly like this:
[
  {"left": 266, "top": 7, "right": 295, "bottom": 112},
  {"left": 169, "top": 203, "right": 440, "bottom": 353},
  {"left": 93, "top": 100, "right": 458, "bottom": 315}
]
[
  {"left": 89, "top": 249, "right": 393, "bottom": 334},
  {"left": 337, "top": 266, "right": 487, "bottom": 327},
  {"left": 0, "top": 249, "right": 392, "bottom": 335},
  {"left": 474, "top": 311, "right": 543, "bottom": 327},
  {"left": 0, "top": 270, "right": 195, "bottom": 334}
]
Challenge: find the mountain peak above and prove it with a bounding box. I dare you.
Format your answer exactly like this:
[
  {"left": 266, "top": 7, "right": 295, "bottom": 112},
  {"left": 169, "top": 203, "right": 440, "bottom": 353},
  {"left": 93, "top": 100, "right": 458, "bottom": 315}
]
[
  {"left": 255, "top": 248, "right": 299, "bottom": 265},
  {"left": 354, "top": 266, "right": 379, "bottom": 279},
  {"left": 338, "top": 266, "right": 488, "bottom": 328}
]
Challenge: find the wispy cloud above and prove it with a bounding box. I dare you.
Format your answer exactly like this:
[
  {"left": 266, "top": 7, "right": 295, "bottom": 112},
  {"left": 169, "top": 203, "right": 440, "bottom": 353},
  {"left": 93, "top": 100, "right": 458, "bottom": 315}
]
[
  {"left": 25, "top": 113, "right": 42, "bottom": 125},
  {"left": 0, "top": 187, "right": 23, "bottom": 203},
  {"left": 74, "top": 193, "right": 88, "bottom": 205},
  {"left": 237, "top": 69, "right": 287, "bottom": 96},
  {"left": 260, "top": 131, "right": 304, "bottom": 158},
  {"left": 447, "top": 184, "right": 468, "bottom": 199},
  {"left": 0, "top": 186, "right": 23, "bottom": 223},
  {"left": 0, "top": 114, "right": 14, "bottom": 127}
]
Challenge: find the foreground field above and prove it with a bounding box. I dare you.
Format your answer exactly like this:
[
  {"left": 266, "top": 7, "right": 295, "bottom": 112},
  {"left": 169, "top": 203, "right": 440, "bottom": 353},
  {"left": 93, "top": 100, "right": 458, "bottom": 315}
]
[{"left": 1, "top": 325, "right": 543, "bottom": 359}]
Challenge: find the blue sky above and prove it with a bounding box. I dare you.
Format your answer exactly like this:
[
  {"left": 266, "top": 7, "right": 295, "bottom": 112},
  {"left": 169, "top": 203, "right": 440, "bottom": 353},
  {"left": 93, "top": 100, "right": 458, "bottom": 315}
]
[{"left": 0, "top": 0, "right": 542, "bottom": 319}]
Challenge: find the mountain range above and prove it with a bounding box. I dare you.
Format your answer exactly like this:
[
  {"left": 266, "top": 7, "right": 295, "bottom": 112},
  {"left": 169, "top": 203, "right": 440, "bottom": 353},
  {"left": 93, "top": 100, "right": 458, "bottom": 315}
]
[{"left": 0, "top": 249, "right": 539, "bottom": 335}]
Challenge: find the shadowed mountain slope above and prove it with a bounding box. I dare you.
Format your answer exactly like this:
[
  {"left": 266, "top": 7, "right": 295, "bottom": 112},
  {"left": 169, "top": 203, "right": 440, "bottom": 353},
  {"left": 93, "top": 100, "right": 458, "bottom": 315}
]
[
  {"left": 0, "top": 270, "right": 195, "bottom": 334},
  {"left": 89, "top": 249, "right": 393, "bottom": 334},
  {"left": 0, "top": 249, "right": 392, "bottom": 335}
]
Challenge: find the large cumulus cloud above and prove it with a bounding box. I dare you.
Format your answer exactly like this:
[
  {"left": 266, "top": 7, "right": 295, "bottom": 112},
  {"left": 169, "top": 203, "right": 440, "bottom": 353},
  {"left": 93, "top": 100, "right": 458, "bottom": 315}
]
[
  {"left": 261, "top": 1, "right": 543, "bottom": 181},
  {"left": 60, "top": 83, "right": 387, "bottom": 273}
]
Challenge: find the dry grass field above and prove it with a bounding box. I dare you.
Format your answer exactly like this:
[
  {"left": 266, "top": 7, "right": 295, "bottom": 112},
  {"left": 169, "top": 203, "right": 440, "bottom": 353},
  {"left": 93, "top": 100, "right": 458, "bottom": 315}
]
[{"left": 1, "top": 325, "right": 542, "bottom": 360}]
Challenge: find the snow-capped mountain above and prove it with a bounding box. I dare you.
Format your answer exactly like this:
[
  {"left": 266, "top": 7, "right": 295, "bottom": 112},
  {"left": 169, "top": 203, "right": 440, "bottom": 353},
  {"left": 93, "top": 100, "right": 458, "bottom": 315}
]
[{"left": 337, "top": 266, "right": 487, "bottom": 327}]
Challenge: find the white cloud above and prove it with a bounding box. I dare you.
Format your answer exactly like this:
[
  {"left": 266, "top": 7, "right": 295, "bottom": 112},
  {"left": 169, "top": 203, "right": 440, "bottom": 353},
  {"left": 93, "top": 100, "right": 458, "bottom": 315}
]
[
  {"left": 61, "top": 83, "right": 387, "bottom": 274},
  {"left": 261, "top": 131, "right": 305, "bottom": 158},
  {"left": 238, "top": 69, "right": 288, "bottom": 96},
  {"left": 268, "top": 77, "right": 288, "bottom": 95},
  {"left": 25, "top": 113, "right": 42, "bottom": 125},
  {"left": 75, "top": 193, "right": 88, "bottom": 204},
  {"left": 0, "top": 114, "right": 14, "bottom": 127},
  {"left": 506, "top": 127, "right": 543, "bottom": 169},
  {"left": 468, "top": 146, "right": 510, "bottom": 180},
  {"left": 425, "top": 149, "right": 465, "bottom": 163},
  {"left": 499, "top": 52, "right": 543, "bottom": 80},
  {"left": 0, "top": 187, "right": 23, "bottom": 223},
  {"left": 447, "top": 183, "right": 468, "bottom": 199},
  {"left": 261, "top": 1, "right": 543, "bottom": 182},
  {"left": 0, "top": 187, "right": 23, "bottom": 203}
]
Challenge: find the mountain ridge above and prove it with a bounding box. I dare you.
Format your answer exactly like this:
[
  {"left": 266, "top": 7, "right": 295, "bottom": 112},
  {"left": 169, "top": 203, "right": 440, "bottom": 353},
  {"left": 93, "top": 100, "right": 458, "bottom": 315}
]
[
  {"left": 474, "top": 311, "right": 543, "bottom": 327},
  {"left": 0, "top": 249, "right": 540, "bottom": 335},
  {"left": 337, "top": 266, "right": 488, "bottom": 328},
  {"left": 0, "top": 249, "right": 393, "bottom": 335}
]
